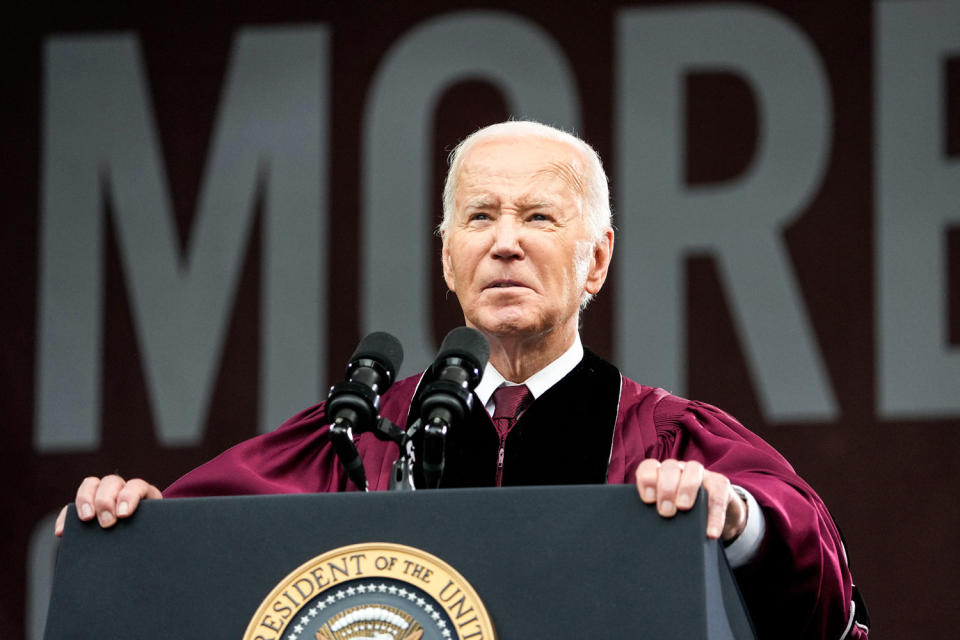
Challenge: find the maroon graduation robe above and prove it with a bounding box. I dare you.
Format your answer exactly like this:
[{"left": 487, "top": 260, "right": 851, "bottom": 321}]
[{"left": 165, "top": 349, "right": 865, "bottom": 639}]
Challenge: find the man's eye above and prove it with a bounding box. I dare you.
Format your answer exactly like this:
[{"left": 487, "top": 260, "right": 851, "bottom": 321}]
[
  {"left": 529, "top": 213, "right": 550, "bottom": 222},
  {"left": 469, "top": 213, "right": 490, "bottom": 222}
]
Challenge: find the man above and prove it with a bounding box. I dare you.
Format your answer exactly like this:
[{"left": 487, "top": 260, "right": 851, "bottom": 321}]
[{"left": 57, "top": 121, "right": 867, "bottom": 639}]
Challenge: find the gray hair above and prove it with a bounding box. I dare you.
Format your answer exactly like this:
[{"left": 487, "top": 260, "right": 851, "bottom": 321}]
[{"left": 438, "top": 120, "right": 612, "bottom": 245}]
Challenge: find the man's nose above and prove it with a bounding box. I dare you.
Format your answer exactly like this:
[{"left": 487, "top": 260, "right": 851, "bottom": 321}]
[{"left": 490, "top": 216, "right": 524, "bottom": 259}]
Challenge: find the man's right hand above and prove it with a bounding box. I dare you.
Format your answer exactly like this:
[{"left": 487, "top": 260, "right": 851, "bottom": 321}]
[{"left": 54, "top": 475, "right": 163, "bottom": 537}]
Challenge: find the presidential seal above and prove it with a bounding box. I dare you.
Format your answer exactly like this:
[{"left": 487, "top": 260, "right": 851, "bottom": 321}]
[{"left": 243, "top": 542, "right": 496, "bottom": 640}]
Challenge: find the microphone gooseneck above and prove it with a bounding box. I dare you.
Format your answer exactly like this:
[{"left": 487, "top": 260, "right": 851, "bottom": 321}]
[
  {"left": 326, "top": 332, "right": 404, "bottom": 490},
  {"left": 419, "top": 327, "right": 490, "bottom": 488}
]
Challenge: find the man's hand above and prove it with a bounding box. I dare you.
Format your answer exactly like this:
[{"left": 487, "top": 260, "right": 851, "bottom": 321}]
[
  {"left": 54, "top": 475, "right": 162, "bottom": 537},
  {"left": 635, "top": 459, "right": 747, "bottom": 542}
]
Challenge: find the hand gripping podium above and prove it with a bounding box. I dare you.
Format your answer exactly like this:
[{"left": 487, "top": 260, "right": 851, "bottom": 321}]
[{"left": 45, "top": 485, "right": 755, "bottom": 639}]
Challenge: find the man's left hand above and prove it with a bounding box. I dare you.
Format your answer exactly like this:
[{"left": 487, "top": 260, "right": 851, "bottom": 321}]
[{"left": 635, "top": 459, "right": 747, "bottom": 542}]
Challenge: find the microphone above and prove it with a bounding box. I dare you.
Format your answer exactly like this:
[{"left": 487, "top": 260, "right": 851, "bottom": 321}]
[
  {"left": 326, "top": 332, "right": 404, "bottom": 490},
  {"left": 419, "top": 327, "right": 490, "bottom": 488}
]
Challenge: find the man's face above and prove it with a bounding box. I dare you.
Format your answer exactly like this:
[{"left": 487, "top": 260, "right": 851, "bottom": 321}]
[{"left": 442, "top": 136, "right": 611, "bottom": 342}]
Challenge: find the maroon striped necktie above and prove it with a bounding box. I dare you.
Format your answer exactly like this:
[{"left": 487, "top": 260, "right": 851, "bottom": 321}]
[{"left": 492, "top": 384, "right": 533, "bottom": 438}]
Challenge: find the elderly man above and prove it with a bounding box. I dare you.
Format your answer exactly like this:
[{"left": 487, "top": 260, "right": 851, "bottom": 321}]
[{"left": 57, "top": 121, "right": 866, "bottom": 639}]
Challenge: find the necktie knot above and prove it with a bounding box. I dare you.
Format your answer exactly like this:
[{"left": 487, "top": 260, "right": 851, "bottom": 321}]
[{"left": 492, "top": 384, "right": 533, "bottom": 421}]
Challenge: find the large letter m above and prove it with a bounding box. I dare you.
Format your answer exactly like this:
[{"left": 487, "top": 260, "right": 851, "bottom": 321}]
[{"left": 36, "top": 27, "right": 328, "bottom": 450}]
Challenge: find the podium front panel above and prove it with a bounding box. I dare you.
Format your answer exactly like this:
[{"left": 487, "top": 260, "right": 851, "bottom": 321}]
[{"left": 46, "top": 484, "right": 754, "bottom": 638}]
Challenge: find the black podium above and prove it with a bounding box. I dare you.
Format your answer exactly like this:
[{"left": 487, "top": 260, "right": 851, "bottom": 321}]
[{"left": 45, "top": 484, "right": 755, "bottom": 638}]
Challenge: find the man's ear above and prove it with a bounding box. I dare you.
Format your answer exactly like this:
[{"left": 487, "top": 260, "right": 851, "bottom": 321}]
[
  {"left": 585, "top": 229, "right": 614, "bottom": 295},
  {"left": 441, "top": 233, "right": 456, "bottom": 292}
]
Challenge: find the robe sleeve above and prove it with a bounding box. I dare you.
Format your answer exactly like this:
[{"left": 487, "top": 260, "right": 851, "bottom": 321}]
[
  {"left": 162, "top": 403, "right": 352, "bottom": 497},
  {"left": 645, "top": 392, "right": 864, "bottom": 639},
  {"left": 163, "top": 375, "right": 422, "bottom": 497}
]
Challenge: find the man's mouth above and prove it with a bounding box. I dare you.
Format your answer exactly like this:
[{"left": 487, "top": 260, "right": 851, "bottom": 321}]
[{"left": 486, "top": 280, "right": 526, "bottom": 289}]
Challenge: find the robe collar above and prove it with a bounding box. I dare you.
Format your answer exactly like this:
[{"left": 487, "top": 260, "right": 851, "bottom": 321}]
[
  {"left": 474, "top": 335, "right": 584, "bottom": 414},
  {"left": 409, "top": 346, "right": 622, "bottom": 488}
]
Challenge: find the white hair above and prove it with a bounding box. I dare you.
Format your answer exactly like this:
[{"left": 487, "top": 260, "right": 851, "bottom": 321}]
[
  {"left": 439, "top": 121, "right": 613, "bottom": 309},
  {"left": 439, "top": 120, "right": 612, "bottom": 244}
]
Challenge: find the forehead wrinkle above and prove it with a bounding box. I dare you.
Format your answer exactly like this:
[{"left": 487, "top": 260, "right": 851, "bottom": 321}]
[
  {"left": 465, "top": 190, "right": 561, "bottom": 211},
  {"left": 455, "top": 145, "right": 585, "bottom": 212},
  {"left": 534, "top": 159, "right": 585, "bottom": 196}
]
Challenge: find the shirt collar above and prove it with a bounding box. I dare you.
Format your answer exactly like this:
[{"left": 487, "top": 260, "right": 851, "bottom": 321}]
[{"left": 474, "top": 334, "right": 584, "bottom": 410}]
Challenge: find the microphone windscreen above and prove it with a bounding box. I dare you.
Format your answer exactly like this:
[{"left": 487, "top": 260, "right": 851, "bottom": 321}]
[
  {"left": 436, "top": 326, "right": 490, "bottom": 371},
  {"left": 351, "top": 331, "right": 404, "bottom": 376}
]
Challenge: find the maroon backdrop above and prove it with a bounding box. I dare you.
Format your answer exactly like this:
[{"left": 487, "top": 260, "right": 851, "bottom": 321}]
[{"left": 3, "top": 1, "right": 958, "bottom": 638}]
